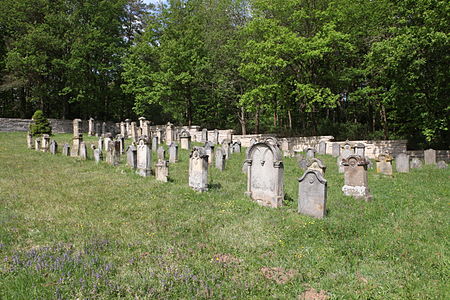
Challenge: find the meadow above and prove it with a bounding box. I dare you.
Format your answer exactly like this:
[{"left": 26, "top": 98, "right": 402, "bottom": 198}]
[{"left": 0, "top": 132, "right": 448, "bottom": 299}]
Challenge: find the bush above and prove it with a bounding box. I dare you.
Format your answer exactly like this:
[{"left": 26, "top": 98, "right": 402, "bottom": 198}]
[{"left": 29, "top": 110, "right": 52, "bottom": 136}]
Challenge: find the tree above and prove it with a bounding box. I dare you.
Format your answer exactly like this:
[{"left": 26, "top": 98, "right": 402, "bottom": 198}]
[{"left": 29, "top": 109, "right": 52, "bottom": 136}]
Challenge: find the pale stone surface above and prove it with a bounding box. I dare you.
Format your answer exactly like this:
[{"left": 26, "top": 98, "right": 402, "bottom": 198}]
[
  {"left": 79, "top": 142, "right": 88, "bottom": 160},
  {"left": 342, "top": 155, "right": 372, "bottom": 201},
  {"left": 35, "top": 138, "right": 41, "bottom": 151},
  {"left": 222, "top": 139, "right": 231, "bottom": 159},
  {"left": 106, "top": 141, "right": 120, "bottom": 166},
  {"left": 95, "top": 123, "right": 101, "bottom": 137},
  {"left": 318, "top": 141, "right": 326, "bottom": 155},
  {"left": 157, "top": 146, "right": 166, "bottom": 160},
  {"left": 49, "top": 140, "right": 57, "bottom": 154},
  {"left": 120, "top": 122, "right": 127, "bottom": 138},
  {"left": 341, "top": 141, "right": 354, "bottom": 159},
  {"left": 215, "top": 147, "right": 226, "bottom": 171},
  {"left": 71, "top": 134, "right": 82, "bottom": 157},
  {"left": 142, "top": 121, "right": 151, "bottom": 138},
  {"left": 62, "top": 143, "right": 70, "bottom": 156},
  {"left": 27, "top": 133, "right": 33, "bottom": 149},
  {"left": 332, "top": 143, "right": 340, "bottom": 157},
  {"left": 376, "top": 152, "right": 393, "bottom": 176},
  {"left": 130, "top": 122, "right": 138, "bottom": 143},
  {"left": 250, "top": 137, "right": 257, "bottom": 147},
  {"left": 298, "top": 170, "right": 327, "bottom": 219},
  {"left": 212, "top": 129, "right": 219, "bottom": 144},
  {"left": 102, "top": 122, "right": 106, "bottom": 136},
  {"left": 169, "top": 142, "right": 178, "bottom": 163},
  {"left": 166, "top": 123, "right": 174, "bottom": 145},
  {"left": 94, "top": 148, "right": 103, "bottom": 163},
  {"left": 127, "top": 144, "right": 137, "bottom": 169},
  {"left": 201, "top": 128, "right": 208, "bottom": 143},
  {"left": 155, "top": 159, "right": 169, "bottom": 182},
  {"left": 189, "top": 147, "right": 209, "bottom": 192},
  {"left": 88, "top": 118, "right": 95, "bottom": 136},
  {"left": 204, "top": 143, "right": 214, "bottom": 164},
  {"left": 305, "top": 147, "right": 316, "bottom": 159},
  {"left": 137, "top": 138, "right": 151, "bottom": 176},
  {"left": 103, "top": 137, "right": 111, "bottom": 152},
  {"left": 156, "top": 129, "right": 163, "bottom": 143},
  {"left": 437, "top": 160, "right": 448, "bottom": 169},
  {"left": 245, "top": 142, "right": 284, "bottom": 208},
  {"left": 299, "top": 159, "right": 309, "bottom": 170},
  {"left": 41, "top": 134, "right": 50, "bottom": 152},
  {"left": 307, "top": 158, "right": 326, "bottom": 175},
  {"left": 410, "top": 158, "right": 423, "bottom": 169},
  {"left": 138, "top": 117, "right": 146, "bottom": 128},
  {"left": 98, "top": 137, "right": 104, "bottom": 152},
  {"left": 152, "top": 136, "right": 159, "bottom": 152},
  {"left": 424, "top": 149, "right": 436, "bottom": 165},
  {"left": 354, "top": 143, "right": 365, "bottom": 157},
  {"left": 125, "top": 119, "right": 131, "bottom": 136},
  {"left": 73, "top": 119, "right": 82, "bottom": 137},
  {"left": 395, "top": 153, "right": 410, "bottom": 173},
  {"left": 232, "top": 141, "right": 241, "bottom": 153},
  {"left": 180, "top": 130, "right": 191, "bottom": 150},
  {"left": 116, "top": 135, "right": 125, "bottom": 154},
  {"left": 280, "top": 138, "right": 290, "bottom": 151}
]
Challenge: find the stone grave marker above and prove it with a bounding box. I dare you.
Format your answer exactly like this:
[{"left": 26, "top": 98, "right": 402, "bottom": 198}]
[
  {"left": 95, "top": 122, "right": 101, "bottom": 137},
  {"left": 307, "top": 158, "right": 326, "bottom": 175},
  {"left": 166, "top": 123, "right": 175, "bottom": 145},
  {"left": 41, "top": 134, "right": 50, "bottom": 152},
  {"left": 49, "top": 140, "right": 57, "bottom": 155},
  {"left": 79, "top": 142, "right": 88, "bottom": 160},
  {"left": 137, "top": 138, "right": 151, "bottom": 177},
  {"left": 410, "top": 158, "right": 423, "bottom": 169},
  {"left": 395, "top": 153, "right": 410, "bottom": 173},
  {"left": 212, "top": 129, "right": 219, "bottom": 144},
  {"left": 180, "top": 130, "right": 191, "bottom": 150},
  {"left": 94, "top": 148, "right": 103, "bottom": 163},
  {"left": 152, "top": 136, "right": 159, "bottom": 152},
  {"left": 155, "top": 160, "right": 169, "bottom": 182},
  {"left": 204, "top": 143, "right": 214, "bottom": 164},
  {"left": 244, "top": 141, "right": 284, "bottom": 208},
  {"left": 424, "top": 149, "right": 436, "bottom": 165},
  {"left": 106, "top": 141, "right": 120, "bottom": 166},
  {"left": 142, "top": 121, "right": 151, "bottom": 139},
  {"left": 157, "top": 146, "right": 166, "bottom": 160},
  {"left": 298, "top": 170, "right": 327, "bottom": 219},
  {"left": 71, "top": 134, "right": 83, "bottom": 157},
  {"left": 125, "top": 119, "right": 131, "bottom": 135},
  {"left": 437, "top": 160, "right": 448, "bottom": 169},
  {"left": 222, "top": 139, "right": 231, "bottom": 159},
  {"left": 27, "top": 133, "right": 34, "bottom": 149},
  {"left": 201, "top": 128, "right": 208, "bottom": 143},
  {"left": 101, "top": 122, "right": 106, "bottom": 136},
  {"left": 116, "top": 135, "right": 125, "bottom": 154},
  {"left": 130, "top": 122, "right": 138, "bottom": 143},
  {"left": 34, "top": 138, "right": 41, "bottom": 151},
  {"left": 354, "top": 143, "right": 365, "bottom": 157},
  {"left": 332, "top": 143, "right": 340, "bottom": 157},
  {"left": 98, "top": 137, "right": 104, "bottom": 152},
  {"left": 318, "top": 141, "right": 327, "bottom": 155},
  {"left": 169, "top": 142, "right": 179, "bottom": 163},
  {"left": 215, "top": 147, "right": 226, "bottom": 171},
  {"left": 138, "top": 117, "right": 146, "bottom": 128},
  {"left": 103, "top": 137, "right": 112, "bottom": 152},
  {"left": 127, "top": 144, "right": 137, "bottom": 169},
  {"left": 305, "top": 147, "right": 316, "bottom": 160},
  {"left": 376, "top": 152, "right": 393, "bottom": 176},
  {"left": 88, "top": 118, "right": 95, "bottom": 136},
  {"left": 232, "top": 141, "right": 241, "bottom": 153},
  {"left": 342, "top": 155, "right": 372, "bottom": 201},
  {"left": 62, "top": 143, "right": 70, "bottom": 156},
  {"left": 189, "top": 147, "right": 209, "bottom": 192}
]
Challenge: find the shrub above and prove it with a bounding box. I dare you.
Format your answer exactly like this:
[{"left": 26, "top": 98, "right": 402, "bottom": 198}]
[{"left": 29, "top": 110, "right": 52, "bottom": 136}]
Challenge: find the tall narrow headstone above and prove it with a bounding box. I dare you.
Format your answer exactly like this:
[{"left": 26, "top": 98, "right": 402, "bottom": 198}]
[
  {"left": 155, "top": 160, "right": 169, "bottom": 182},
  {"left": 298, "top": 170, "right": 327, "bottom": 219},
  {"left": 180, "top": 130, "right": 191, "bottom": 150},
  {"left": 424, "top": 149, "right": 436, "bottom": 165},
  {"left": 79, "top": 142, "right": 88, "bottom": 160},
  {"left": 318, "top": 141, "right": 326, "bottom": 155},
  {"left": 156, "top": 129, "right": 163, "bottom": 143},
  {"left": 34, "top": 138, "right": 41, "bottom": 151},
  {"left": 62, "top": 143, "right": 70, "bottom": 156},
  {"left": 138, "top": 117, "right": 146, "bottom": 128},
  {"left": 71, "top": 134, "right": 83, "bottom": 157},
  {"left": 102, "top": 122, "right": 107, "bottom": 136},
  {"left": 215, "top": 147, "right": 226, "bottom": 171},
  {"left": 245, "top": 141, "right": 284, "bottom": 208},
  {"left": 137, "top": 138, "right": 151, "bottom": 177},
  {"left": 166, "top": 123, "right": 175, "bottom": 145},
  {"left": 126, "top": 144, "right": 137, "bottom": 169},
  {"left": 116, "top": 135, "right": 125, "bottom": 154},
  {"left": 189, "top": 147, "right": 209, "bottom": 192},
  {"left": 142, "top": 121, "right": 151, "bottom": 138},
  {"left": 93, "top": 148, "right": 102, "bottom": 163},
  {"left": 27, "top": 133, "right": 34, "bottom": 149},
  {"left": 41, "top": 134, "right": 50, "bottom": 152},
  {"left": 332, "top": 143, "right": 340, "bottom": 157},
  {"left": 200, "top": 128, "right": 208, "bottom": 143},
  {"left": 157, "top": 146, "right": 165, "bottom": 160},
  {"left": 212, "top": 129, "right": 219, "bottom": 144},
  {"left": 395, "top": 153, "right": 410, "bottom": 173},
  {"left": 130, "top": 122, "right": 138, "bottom": 143},
  {"left": 106, "top": 141, "right": 120, "bottom": 166},
  {"left": 103, "top": 137, "right": 112, "bottom": 152},
  {"left": 98, "top": 137, "right": 104, "bottom": 152},
  {"left": 73, "top": 118, "right": 82, "bottom": 137},
  {"left": 88, "top": 118, "right": 95, "bottom": 136},
  {"left": 120, "top": 122, "right": 127, "bottom": 138},
  {"left": 95, "top": 123, "right": 101, "bottom": 137},
  {"left": 204, "top": 143, "right": 214, "bottom": 164},
  {"left": 49, "top": 140, "right": 58, "bottom": 155},
  {"left": 169, "top": 142, "right": 178, "bottom": 163},
  {"left": 376, "top": 152, "right": 393, "bottom": 176},
  {"left": 125, "top": 119, "right": 131, "bottom": 136},
  {"left": 342, "top": 155, "right": 372, "bottom": 201},
  {"left": 222, "top": 139, "right": 231, "bottom": 159}
]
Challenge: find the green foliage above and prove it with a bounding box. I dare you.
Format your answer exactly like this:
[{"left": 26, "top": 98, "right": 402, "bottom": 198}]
[{"left": 29, "top": 110, "right": 51, "bottom": 136}]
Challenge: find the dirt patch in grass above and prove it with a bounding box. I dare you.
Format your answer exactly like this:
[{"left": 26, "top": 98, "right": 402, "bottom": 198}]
[
  {"left": 298, "top": 288, "right": 329, "bottom": 300},
  {"left": 260, "top": 267, "right": 297, "bottom": 284},
  {"left": 211, "top": 254, "right": 243, "bottom": 265}
]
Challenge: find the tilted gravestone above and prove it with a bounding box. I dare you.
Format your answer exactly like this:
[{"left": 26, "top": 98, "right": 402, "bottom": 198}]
[
  {"left": 305, "top": 147, "right": 316, "bottom": 160},
  {"left": 215, "top": 147, "right": 226, "bottom": 171},
  {"left": 137, "top": 138, "right": 151, "bottom": 177},
  {"left": 410, "top": 157, "right": 423, "bottom": 169},
  {"left": 395, "top": 153, "right": 410, "bottom": 173},
  {"left": 93, "top": 148, "right": 103, "bottom": 163},
  {"left": 62, "top": 143, "right": 70, "bottom": 156},
  {"left": 155, "top": 160, "right": 169, "bottom": 182},
  {"left": 157, "top": 146, "right": 166, "bottom": 160},
  {"left": 152, "top": 136, "right": 159, "bottom": 152},
  {"left": 437, "top": 160, "right": 448, "bottom": 169},
  {"left": 342, "top": 155, "right": 372, "bottom": 201},
  {"left": 179, "top": 130, "right": 191, "bottom": 150},
  {"left": 298, "top": 170, "right": 327, "bottom": 219},
  {"left": 424, "top": 149, "right": 436, "bottom": 165},
  {"left": 49, "top": 140, "right": 58, "bottom": 155},
  {"left": 34, "top": 138, "right": 41, "bottom": 151},
  {"left": 79, "top": 142, "right": 88, "bottom": 160},
  {"left": 307, "top": 158, "right": 326, "bottom": 175},
  {"left": 318, "top": 141, "right": 327, "bottom": 155},
  {"left": 232, "top": 141, "right": 241, "bottom": 153},
  {"left": 27, "top": 133, "right": 34, "bottom": 149},
  {"left": 244, "top": 141, "right": 284, "bottom": 208},
  {"left": 331, "top": 143, "right": 340, "bottom": 157},
  {"left": 169, "top": 142, "right": 179, "bottom": 163},
  {"left": 189, "top": 147, "right": 209, "bottom": 192},
  {"left": 41, "top": 134, "right": 51, "bottom": 152},
  {"left": 127, "top": 144, "right": 137, "bottom": 169},
  {"left": 376, "top": 152, "right": 393, "bottom": 176}
]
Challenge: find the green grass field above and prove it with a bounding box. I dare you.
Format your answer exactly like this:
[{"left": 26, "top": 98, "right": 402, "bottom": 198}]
[{"left": 0, "top": 132, "right": 448, "bottom": 299}]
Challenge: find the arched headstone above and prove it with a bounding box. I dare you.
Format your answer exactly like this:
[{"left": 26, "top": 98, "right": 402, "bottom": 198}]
[
  {"left": 137, "top": 138, "right": 151, "bottom": 177},
  {"left": 189, "top": 147, "right": 208, "bottom": 192},
  {"left": 298, "top": 170, "right": 327, "bottom": 219},
  {"left": 342, "top": 155, "right": 372, "bottom": 201}
]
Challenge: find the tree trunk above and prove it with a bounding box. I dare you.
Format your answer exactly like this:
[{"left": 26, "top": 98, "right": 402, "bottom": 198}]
[
  {"left": 238, "top": 107, "right": 247, "bottom": 135},
  {"left": 255, "top": 109, "right": 260, "bottom": 134},
  {"left": 288, "top": 110, "right": 292, "bottom": 130},
  {"left": 380, "top": 102, "right": 389, "bottom": 139}
]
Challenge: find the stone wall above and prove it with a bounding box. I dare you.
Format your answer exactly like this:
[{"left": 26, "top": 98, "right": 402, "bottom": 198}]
[
  {"left": 0, "top": 118, "right": 116, "bottom": 134},
  {"left": 407, "top": 150, "right": 450, "bottom": 162},
  {"left": 330, "top": 140, "right": 408, "bottom": 159}
]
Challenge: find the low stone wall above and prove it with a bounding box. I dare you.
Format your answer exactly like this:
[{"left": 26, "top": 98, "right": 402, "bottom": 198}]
[
  {"left": 330, "top": 140, "right": 408, "bottom": 159},
  {"left": 0, "top": 118, "right": 116, "bottom": 134},
  {"left": 407, "top": 150, "right": 450, "bottom": 162}
]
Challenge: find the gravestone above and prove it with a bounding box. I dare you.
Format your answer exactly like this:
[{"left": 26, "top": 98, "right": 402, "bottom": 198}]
[
  {"left": 437, "top": 160, "right": 448, "bottom": 169},
  {"left": 318, "top": 141, "right": 327, "bottom": 155},
  {"left": 102, "top": 122, "right": 107, "bottom": 136},
  {"left": 299, "top": 158, "right": 309, "bottom": 170},
  {"left": 395, "top": 153, "right": 410, "bottom": 173},
  {"left": 215, "top": 147, "right": 226, "bottom": 171},
  {"left": 106, "top": 141, "right": 120, "bottom": 166},
  {"left": 142, "top": 121, "right": 151, "bottom": 138},
  {"left": 62, "top": 143, "right": 70, "bottom": 156},
  {"left": 410, "top": 158, "right": 423, "bottom": 169},
  {"left": 222, "top": 139, "right": 231, "bottom": 159},
  {"left": 103, "top": 137, "right": 112, "bottom": 152},
  {"left": 49, "top": 140, "right": 57, "bottom": 155},
  {"left": 169, "top": 142, "right": 179, "bottom": 163},
  {"left": 189, "top": 147, "right": 209, "bottom": 192},
  {"left": 201, "top": 128, "right": 208, "bottom": 143},
  {"left": 156, "top": 129, "right": 163, "bottom": 143},
  {"left": 73, "top": 119, "right": 82, "bottom": 137},
  {"left": 79, "top": 142, "right": 88, "bottom": 160},
  {"left": 95, "top": 123, "right": 101, "bottom": 137},
  {"left": 155, "top": 160, "right": 169, "bottom": 182},
  {"left": 249, "top": 137, "right": 258, "bottom": 147},
  {"left": 338, "top": 141, "right": 354, "bottom": 173},
  {"left": 71, "top": 134, "right": 83, "bottom": 157},
  {"left": 138, "top": 117, "right": 146, "bottom": 128},
  {"left": 204, "top": 143, "right": 214, "bottom": 164},
  {"left": 120, "top": 122, "right": 127, "bottom": 138},
  {"left": 180, "top": 130, "right": 191, "bottom": 150},
  {"left": 93, "top": 148, "right": 103, "bottom": 163},
  {"left": 232, "top": 141, "right": 241, "bottom": 153},
  {"left": 424, "top": 149, "right": 436, "bottom": 165},
  {"left": 332, "top": 143, "right": 340, "bottom": 157},
  {"left": 27, "top": 133, "right": 33, "bottom": 149},
  {"left": 137, "top": 138, "right": 151, "bottom": 177},
  {"left": 166, "top": 123, "right": 175, "bottom": 145},
  {"left": 116, "top": 135, "right": 125, "bottom": 154},
  {"left": 244, "top": 141, "right": 284, "bottom": 208},
  {"left": 307, "top": 158, "right": 326, "bottom": 175},
  {"left": 88, "top": 118, "right": 95, "bottom": 136},
  {"left": 211, "top": 129, "right": 219, "bottom": 144},
  {"left": 305, "top": 147, "right": 316, "bottom": 160},
  {"left": 342, "top": 155, "right": 372, "bottom": 201},
  {"left": 127, "top": 144, "right": 137, "bottom": 169},
  {"left": 376, "top": 152, "right": 393, "bottom": 176},
  {"left": 125, "top": 119, "right": 131, "bottom": 136},
  {"left": 34, "top": 138, "right": 41, "bottom": 151},
  {"left": 157, "top": 146, "right": 166, "bottom": 160},
  {"left": 354, "top": 143, "right": 365, "bottom": 157},
  {"left": 98, "top": 137, "right": 104, "bottom": 152},
  {"left": 130, "top": 122, "right": 138, "bottom": 143},
  {"left": 152, "top": 136, "right": 159, "bottom": 152},
  {"left": 298, "top": 170, "right": 327, "bottom": 219},
  {"left": 41, "top": 134, "right": 50, "bottom": 152}
]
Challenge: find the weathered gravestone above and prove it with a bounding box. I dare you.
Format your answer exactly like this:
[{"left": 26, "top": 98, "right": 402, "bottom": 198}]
[
  {"left": 93, "top": 148, "right": 103, "bottom": 163},
  {"left": 424, "top": 149, "right": 436, "bottom": 165},
  {"left": 106, "top": 141, "right": 120, "bottom": 166},
  {"left": 204, "top": 143, "right": 214, "bottom": 164},
  {"left": 157, "top": 146, "right": 166, "bottom": 160},
  {"left": 98, "top": 137, "right": 104, "bottom": 152},
  {"left": 27, "top": 133, "right": 34, "bottom": 149},
  {"left": 130, "top": 122, "right": 138, "bottom": 143},
  {"left": 166, "top": 123, "right": 175, "bottom": 145},
  {"left": 62, "top": 143, "right": 70, "bottom": 156},
  {"left": 116, "top": 135, "right": 125, "bottom": 154},
  {"left": 79, "top": 142, "right": 88, "bottom": 160},
  {"left": 318, "top": 141, "right": 327, "bottom": 155},
  {"left": 127, "top": 144, "right": 137, "bottom": 169},
  {"left": 169, "top": 142, "right": 179, "bottom": 163},
  {"left": 103, "top": 137, "right": 112, "bottom": 152},
  {"left": 88, "top": 118, "right": 95, "bottom": 136},
  {"left": 244, "top": 141, "right": 284, "bottom": 208},
  {"left": 152, "top": 136, "right": 159, "bottom": 152},
  {"left": 437, "top": 160, "right": 448, "bottom": 169},
  {"left": 222, "top": 139, "right": 231, "bottom": 159},
  {"left": 180, "top": 130, "right": 191, "bottom": 150},
  {"left": 354, "top": 143, "right": 365, "bottom": 157},
  {"left": 138, "top": 117, "right": 146, "bottom": 128},
  {"left": 305, "top": 147, "right": 316, "bottom": 160},
  {"left": 142, "top": 121, "right": 151, "bottom": 139},
  {"left": 34, "top": 138, "right": 41, "bottom": 151},
  {"left": 342, "top": 155, "right": 372, "bottom": 201},
  {"left": 120, "top": 122, "right": 127, "bottom": 138},
  {"left": 338, "top": 141, "right": 354, "bottom": 173},
  {"left": 332, "top": 143, "right": 340, "bottom": 157},
  {"left": 155, "top": 160, "right": 169, "bottom": 182},
  {"left": 41, "top": 134, "right": 50, "bottom": 152},
  {"left": 298, "top": 170, "right": 327, "bottom": 219},
  {"left": 49, "top": 140, "right": 57, "bottom": 155},
  {"left": 101, "top": 122, "right": 107, "bottom": 136},
  {"left": 395, "top": 153, "right": 410, "bottom": 173},
  {"left": 215, "top": 147, "right": 226, "bottom": 171},
  {"left": 156, "top": 129, "right": 163, "bottom": 143},
  {"left": 232, "top": 141, "right": 241, "bottom": 153},
  {"left": 376, "top": 152, "right": 393, "bottom": 176},
  {"left": 410, "top": 157, "right": 423, "bottom": 169},
  {"left": 211, "top": 129, "right": 219, "bottom": 144},
  {"left": 125, "top": 119, "right": 131, "bottom": 135},
  {"left": 137, "top": 138, "right": 151, "bottom": 177},
  {"left": 95, "top": 123, "right": 101, "bottom": 137},
  {"left": 201, "top": 128, "right": 208, "bottom": 143},
  {"left": 307, "top": 158, "right": 326, "bottom": 175},
  {"left": 189, "top": 147, "right": 209, "bottom": 192},
  {"left": 71, "top": 135, "right": 83, "bottom": 157}
]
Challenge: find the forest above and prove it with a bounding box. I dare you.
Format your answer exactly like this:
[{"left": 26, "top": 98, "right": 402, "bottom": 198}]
[{"left": 0, "top": 0, "right": 449, "bottom": 148}]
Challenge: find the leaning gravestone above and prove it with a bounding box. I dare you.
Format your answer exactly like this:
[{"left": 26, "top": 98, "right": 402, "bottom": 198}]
[
  {"left": 157, "top": 146, "right": 166, "bottom": 160},
  {"left": 27, "top": 133, "right": 34, "bottom": 149},
  {"left": 395, "top": 153, "right": 410, "bottom": 173},
  {"left": 152, "top": 136, "right": 159, "bottom": 152},
  {"left": 189, "top": 147, "right": 209, "bottom": 192},
  {"left": 41, "top": 134, "right": 50, "bottom": 152},
  {"left": 342, "top": 155, "right": 372, "bottom": 201},
  {"left": 79, "top": 142, "right": 88, "bottom": 160},
  {"left": 244, "top": 141, "right": 284, "bottom": 208},
  {"left": 307, "top": 158, "right": 326, "bottom": 175},
  {"left": 410, "top": 157, "right": 423, "bottom": 169},
  {"left": 424, "top": 149, "right": 436, "bottom": 165},
  {"left": 232, "top": 141, "right": 241, "bottom": 153},
  {"left": 332, "top": 143, "right": 340, "bottom": 157},
  {"left": 305, "top": 147, "right": 316, "bottom": 159},
  {"left": 49, "top": 140, "right": 57, "bottom": 155},
  {"left": 376, "top": 152, "right": 393, "bottom": 176},
  {"left": 155, "top": 160, "right": 169, "bottom": 182},
  {"left": 35, "top": 138, "right": 41, "bottom": 151},
  {"left": 179, "top": 130, "right": 191, "bottom": 150},
  {"left": 127, "top": 144, "right": 137, "bottom": 169},
  {"left": 318, "top": 141, "right": 327, "bottom": 155},
  {"left": 437, "top": 160, "right": 448, "bottom": 169},
  {"left": 137, "top": 138, "right": 151, "bottom": 177},
  {"left": 215, "top": 147, "right": 226, "bottom": 171},
  {"left": 93, "top": 148, "right": 103, "bottom": 163},
  {"left": 62, "top": 143, "right": 70, "bottom": 156},
  {"left": 298, "top": 170, "right": 327, "bottom": 219},
  {"left": 169, "top": 142, "right": 178, "bottom": 163}
]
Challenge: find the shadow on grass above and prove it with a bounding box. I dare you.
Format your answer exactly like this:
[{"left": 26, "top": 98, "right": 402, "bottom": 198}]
[{"left": 208, "top": 183, "right": 222, "bottom": 190}]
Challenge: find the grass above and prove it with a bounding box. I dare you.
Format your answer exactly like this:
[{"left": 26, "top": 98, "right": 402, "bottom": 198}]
[{"left": 0, "top": 132, "right": 448, "bottom": 299}]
